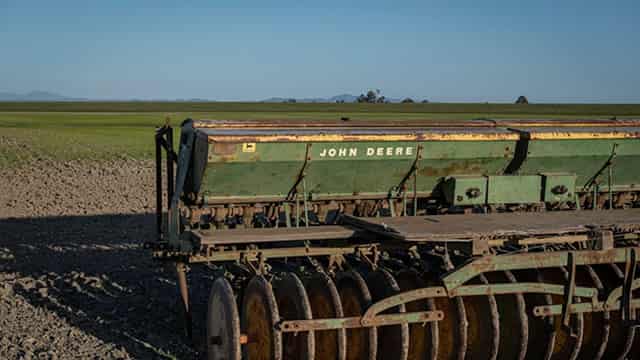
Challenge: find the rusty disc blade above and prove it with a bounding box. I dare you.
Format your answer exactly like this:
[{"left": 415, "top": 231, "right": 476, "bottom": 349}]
[
  {"left": 395, "top": 269, "right": 438, "bottom": 360},
  {"left": 538, "top": 267, "right": 583, "bottom": 360},
  {"left": 628, "top": 265, "right": 640, "bottom": 356},
  {"left": 512, "top": 269, "right": 554, "bottom": 360},
  {"left": 421, "top": 268, "right": 467, "bottom": 360},
  {"left": 484, "top": 271, "right": 528, "bottom": 360},
  {"left": 241, "top": 275, "right": 282, "bottom": 360},
  {"left": 207, "top": 277, "right": 241, "bottom": 360},
  {"left": 593, "top": 263, "right": 634, "bottom": 360},
  {"left": 463, "top": 274, "right": 499, "bottom": 360},
  {"left": 304, "top": 272, "right": 347, "bottom": 360},
  {"left": 363, "top": 268, "right": 409, "bottom": 360},
  {"left": 575, "top": 265, "right": 609, "bottom": 360},
  {"left": 273, "top": 272, "right": 315, "bottom": 360},
  {"left": 335, "top": 269, "right": 377, "bottom": 360}
]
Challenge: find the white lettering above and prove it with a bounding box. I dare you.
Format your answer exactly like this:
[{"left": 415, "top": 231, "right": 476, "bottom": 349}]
[
  {"left": 349, "top": 148, "right": 358, "bottom": 156},
  {"left": 319, "top": 148, "right": 327, "bottom": 157},
  {"left": 406, "top": 147, "right": 413, "bottom": 156},
  {"left": 328, "top": 148, "right": 337, "bottom": 157},
  {"left": 386, "top": 147, "right": 393, "bottom": 156},
  {"left": 338, "top": 148, "right": 347, "bottom": 157},
  {"left": 376, "top": 147, "right": 384, "bottom": 156},
  {"left": 367, "top": 148, "right": 375, "bottom": 156},
  {"left": 395, "top": 147, "right": 403, "bottom": 155}
]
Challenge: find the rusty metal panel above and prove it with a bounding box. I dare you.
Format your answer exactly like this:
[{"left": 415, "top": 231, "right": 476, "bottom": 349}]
[{"left": 342, "top": 208, "right": 640, "bottom": 242}]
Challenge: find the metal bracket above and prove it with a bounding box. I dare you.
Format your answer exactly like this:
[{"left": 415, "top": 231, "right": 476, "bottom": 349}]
[
  {"left": 561, "top": 252, "right": 577, "bottom": 333},
  {"left": 155, "top": 125, "right": 177, "bottom": 239},
  {"left": 287, "top": 143, "right": 312, "bottom": 201},
  {"left": 241, "top": 251, "right": 269, "bottom": 275},
  {"left": 389, "top": 145, "right": 423, "bottom": 216},
  {"left": 622, "top": 248, "right": 638, "bottom": 322},
  {"left": 358, "top": 245, "right": 380, "bottom": 270},
  {"left": 287, "top": 143, "right": 312, "bottom": 226},
  {"left": 167, "top": 128, "right": 195, "bottom": 245},
  {"left": 583, "top": 143, "right": 618, "bottom": 195},
  {"left": 591, "top": 230, "right": 614, "bottom": 250}
]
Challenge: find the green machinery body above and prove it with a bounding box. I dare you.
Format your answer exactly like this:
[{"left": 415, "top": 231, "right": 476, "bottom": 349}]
[{"left": 181, "top": 118, "right": 640, "bottom": 207}]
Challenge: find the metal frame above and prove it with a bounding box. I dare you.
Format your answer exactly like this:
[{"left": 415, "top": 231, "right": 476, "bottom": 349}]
[{"left": 155, "top": 124, "right": 176, "bottom": 239}]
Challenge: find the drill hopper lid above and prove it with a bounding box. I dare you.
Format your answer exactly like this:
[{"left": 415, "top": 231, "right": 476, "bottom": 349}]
[{"left": 188, "top": 118, "right": 640, "bottom": 143}]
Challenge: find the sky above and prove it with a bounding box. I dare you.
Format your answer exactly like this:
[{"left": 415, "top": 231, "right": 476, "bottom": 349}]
[{"left": 1, "top": 0, "right": 639, "bottom": 102}]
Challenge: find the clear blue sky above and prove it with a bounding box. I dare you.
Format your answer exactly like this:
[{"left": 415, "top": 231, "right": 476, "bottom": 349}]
[{"left": 1, "top": 0, "right": 639, "bottom": 102}]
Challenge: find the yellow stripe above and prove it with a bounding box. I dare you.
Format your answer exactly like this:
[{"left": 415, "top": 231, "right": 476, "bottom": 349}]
[
  {"left": 529, "top": 132, "right": 640, "bottom": 140},
  {"left": 207, "top": 133, "right": 520, "bottom": 143}
]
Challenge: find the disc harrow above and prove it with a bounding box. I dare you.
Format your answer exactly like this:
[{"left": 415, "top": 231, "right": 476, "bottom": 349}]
[{"left": 202, "top": 253, "right": 640, "bottom": 360}]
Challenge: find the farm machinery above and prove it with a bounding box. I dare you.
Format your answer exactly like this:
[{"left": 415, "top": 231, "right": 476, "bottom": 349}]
[{"left": 152, "top": 117, "right": 640, "bottom": 359}]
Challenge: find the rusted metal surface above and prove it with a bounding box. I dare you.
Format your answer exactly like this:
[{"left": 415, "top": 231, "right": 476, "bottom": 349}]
[
  {"left": 361, "top": 287, "right": 446, "bottom": 322},
  {"left": 155, "top": 244, "right": 377, "bottom": 263},
  {"left": 241, "top": 276, "right": 282, "bottom": 360},
  {"left": 363, "top": 269, "right": 409, "bottom": 360},
  {"left": 207, "top": 277, "right": 241, "bottom": 360},
  {"left": 344, "top": 208, "right": 640, "bottom": 242},
  {"left": 533, "top": 299, "right": 640, "bottom": 316},
  {"left": 201, "top": 191, "right": 434, "bottom": 205},
  {"left": 516, "top": 126, "right": 640, "bottom": 140},
  {"left": 192, "top": 225, "right": 359, "bottom": 245},
  {"left": 202, "top": 127, "right": 520, "bottom": 143},
  {"left": 273, "top": 273, "right": 314, "bottom": 360},
  {"left": 193, "top": 119, "right": 498, "bottom": 129},
  {"left": 278, "top": 311, "right": 444, "bottom": 332},
  {"left": 488, "top": 271, "right": 528, "bottom": 360},
  {"left": 304, "top": 272, "right": 347, "bottom": 360},
  {"left": 442, "top": 247, "right": 640, "bottom": 291},
  {"left": 175, "top": 262, "right": 192, "bottom": 339},
  {"left": 495, "top": 118, "right": 640, "bottom": 127},
  {"left": 450, "top": 282, "right": 597, "bottom": 298}
]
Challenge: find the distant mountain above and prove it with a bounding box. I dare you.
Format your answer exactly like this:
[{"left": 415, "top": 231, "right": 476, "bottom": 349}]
[
  {"left": 261, "top": 93, "right": 405, "bottom": 103},
  {"left": 0, "top": 91, "right": 87, "bottom": 101}
]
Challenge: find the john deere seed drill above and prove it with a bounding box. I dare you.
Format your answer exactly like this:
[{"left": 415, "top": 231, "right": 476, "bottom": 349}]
[{"left": 153, "top": 118, "right": 640, "bottom": 360}]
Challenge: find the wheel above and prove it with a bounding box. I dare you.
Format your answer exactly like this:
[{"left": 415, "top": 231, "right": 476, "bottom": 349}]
[
  {"left": 273, "top": 272, "right": 315, "bottom": 360},
  {"left": 207, "top": 277, "right": 241, "bottom": 360},
  {"left": 242, "top": 275, "right": 282, "bottom": 360},
  {"left": 336, "top": 269, "right": 377, "bottom": 360}
]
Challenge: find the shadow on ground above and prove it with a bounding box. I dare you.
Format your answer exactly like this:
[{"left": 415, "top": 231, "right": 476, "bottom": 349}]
[{"left": 0, "top": 214, "right": 212, "bottom": 359}]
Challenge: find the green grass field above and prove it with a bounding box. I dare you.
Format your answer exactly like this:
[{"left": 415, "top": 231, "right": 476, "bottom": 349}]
[{"left": 1, "top": 102, "right": 640, "bottom": 167}]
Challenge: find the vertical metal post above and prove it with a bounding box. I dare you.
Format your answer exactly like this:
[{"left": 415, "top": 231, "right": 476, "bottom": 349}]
[
  {"left": 413, "top": 171, "right": 418, "bottom": 216},
  {"left": 303, "top": 178, "right": 309, "bottom": 227},
  {"left": 296, "top": 195, "right": 300, "bottom": 228},
  {"left": 608, "top": 165, "right": 613, "bottom": 210},
  {"left": 592, "top": 184, "right": 598, "bottom": 210},
  {"left": 167, "top": 128, "right": 174, "bottom": 206},
  {"left": 403, "top": 190, "right": 407, "bottom": 216},
  {"left": 284, "top": 203, "right": 292, "bottom": 228},
  {"left": 389, "top": 197, "right": 396, "bottom": 217},
  {"left": 175, "top": 262, "right": 192, "bottom": 339},
  {"left": 622, "top": 248, "right": 637, "bottom": 321},
  {"left": 561, "top": 252, "right": 576, "bottom": 329},
  {"left": 155, "top": 132, "right": 162, "bottom": 237}
]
